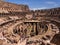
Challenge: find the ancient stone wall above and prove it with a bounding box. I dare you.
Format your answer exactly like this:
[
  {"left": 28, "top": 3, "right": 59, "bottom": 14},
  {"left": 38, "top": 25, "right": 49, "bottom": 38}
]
[
  {"left": 0, "top": 1, "right": 29, "bottom": 13},
  {"left": 0, "top": 1, "right": 60, "bottom": 45}
]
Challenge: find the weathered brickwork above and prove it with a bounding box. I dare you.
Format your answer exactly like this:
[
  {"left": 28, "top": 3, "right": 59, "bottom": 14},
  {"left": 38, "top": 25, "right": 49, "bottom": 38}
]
[{"left": 0, "top": 1, "right": 60, "bottom": 45}]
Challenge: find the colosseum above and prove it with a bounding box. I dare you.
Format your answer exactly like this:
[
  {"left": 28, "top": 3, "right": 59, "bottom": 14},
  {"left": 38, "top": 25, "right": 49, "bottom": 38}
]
[{"left": 0, "top": 1, "right": 60, "bottom": 45}]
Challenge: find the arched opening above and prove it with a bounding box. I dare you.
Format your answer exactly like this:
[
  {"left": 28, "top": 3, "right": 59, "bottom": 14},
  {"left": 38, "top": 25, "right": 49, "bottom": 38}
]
[{"left": 24, "top": 22, "right": 48, "bottom": 37}]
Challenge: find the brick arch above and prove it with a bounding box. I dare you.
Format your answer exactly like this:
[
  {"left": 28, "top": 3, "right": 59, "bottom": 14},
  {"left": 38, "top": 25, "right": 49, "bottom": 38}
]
[{"left": 40, "top": 19, "right": 60, "bottom": 31}]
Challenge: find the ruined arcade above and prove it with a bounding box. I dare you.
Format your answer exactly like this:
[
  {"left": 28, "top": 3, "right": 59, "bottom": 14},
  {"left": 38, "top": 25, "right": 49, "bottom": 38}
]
[{"left": 0, "top": 1, "right": 60, "bottom": 45}]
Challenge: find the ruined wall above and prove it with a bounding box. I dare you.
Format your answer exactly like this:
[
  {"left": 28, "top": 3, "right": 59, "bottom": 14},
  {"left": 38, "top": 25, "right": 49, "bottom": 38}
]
[
  {"left": 0, "top": 1, "right": 29, "bottom": 13},
  {"left": 0, "top": 1, "right": 60, "bottom": 45}
]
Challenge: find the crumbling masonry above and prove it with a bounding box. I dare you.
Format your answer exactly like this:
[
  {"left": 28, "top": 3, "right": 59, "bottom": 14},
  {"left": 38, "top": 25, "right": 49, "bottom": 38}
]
[{"left": 0, "top": 1, "right": 60, "bottom": 45}]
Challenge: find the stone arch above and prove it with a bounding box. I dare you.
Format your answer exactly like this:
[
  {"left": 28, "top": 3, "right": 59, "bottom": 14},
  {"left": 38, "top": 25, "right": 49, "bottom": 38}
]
[
  {"left": 40, "top": 19, "right": 60, "bottom": 33},
  {"left": 41, "top": 19, "right": 60, "bottom": 28}
]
